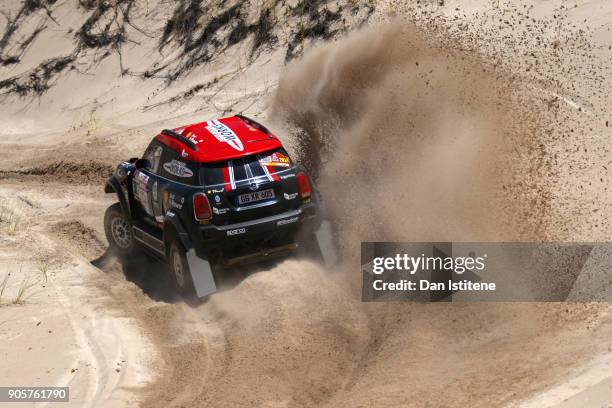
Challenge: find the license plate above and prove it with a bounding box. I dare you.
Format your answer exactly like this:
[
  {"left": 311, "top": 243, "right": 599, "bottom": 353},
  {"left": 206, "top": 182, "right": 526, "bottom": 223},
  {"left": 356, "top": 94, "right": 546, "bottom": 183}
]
[{"left": 237, "top": 188, "right": 275, "bottom": 205}]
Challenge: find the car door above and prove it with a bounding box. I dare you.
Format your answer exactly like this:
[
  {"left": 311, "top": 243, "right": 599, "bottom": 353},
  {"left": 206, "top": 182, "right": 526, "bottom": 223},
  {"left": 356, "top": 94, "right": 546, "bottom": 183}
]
[{"left": 133, "top": 140, "right": 164, "bottom": 227}]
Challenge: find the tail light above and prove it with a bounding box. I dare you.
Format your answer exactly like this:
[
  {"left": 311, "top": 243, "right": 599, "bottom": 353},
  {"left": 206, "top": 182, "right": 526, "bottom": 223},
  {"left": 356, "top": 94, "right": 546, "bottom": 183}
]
[
  {"left": 296, "top": 172, "right": 312, "bottom": 200},
  {"left": 193, "top": 193, "right": 212, "bottom": 221}
]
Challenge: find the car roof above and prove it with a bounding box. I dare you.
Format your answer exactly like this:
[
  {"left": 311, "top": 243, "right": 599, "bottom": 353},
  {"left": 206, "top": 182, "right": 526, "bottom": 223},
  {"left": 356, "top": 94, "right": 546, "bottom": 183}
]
[{"left": 154, "top": 115, "right": 283, "bottom": 163}]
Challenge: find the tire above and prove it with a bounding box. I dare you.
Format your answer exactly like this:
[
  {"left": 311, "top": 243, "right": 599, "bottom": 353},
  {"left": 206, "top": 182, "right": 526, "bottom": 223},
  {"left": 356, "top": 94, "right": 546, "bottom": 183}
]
[
  {"left": 168, "top": 240, "right": 194, "bottom": 296},
  {"left": 104, "top": 203, "right": 134, "bottom": 256}
]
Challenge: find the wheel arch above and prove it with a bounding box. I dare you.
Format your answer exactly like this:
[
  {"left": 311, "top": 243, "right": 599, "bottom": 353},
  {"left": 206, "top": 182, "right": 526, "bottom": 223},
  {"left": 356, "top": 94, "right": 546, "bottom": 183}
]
[
  {"left": 105, "top": 176, "right": 131, "bottom": 219},
  {"left": 162, "top": 212, "right": 192, "bottom": 251}
]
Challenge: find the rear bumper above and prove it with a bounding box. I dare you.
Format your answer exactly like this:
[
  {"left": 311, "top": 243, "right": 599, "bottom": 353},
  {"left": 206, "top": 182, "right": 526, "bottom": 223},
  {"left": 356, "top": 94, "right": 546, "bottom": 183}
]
[{"left": 192, "top": 203, "right": 319, "bottom": 258}]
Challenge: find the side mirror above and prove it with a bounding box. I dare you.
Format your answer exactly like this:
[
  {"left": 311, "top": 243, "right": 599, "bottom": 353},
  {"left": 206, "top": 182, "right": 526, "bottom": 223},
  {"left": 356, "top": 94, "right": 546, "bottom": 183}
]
[{"left": 134, "top": 158, "right": 150, "bottom": 169}]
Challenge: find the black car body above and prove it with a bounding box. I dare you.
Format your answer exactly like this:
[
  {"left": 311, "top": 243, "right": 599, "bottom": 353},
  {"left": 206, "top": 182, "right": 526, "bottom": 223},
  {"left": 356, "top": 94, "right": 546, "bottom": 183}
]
[{"left": 104, "top": 115, "right": 333, "bottom": 297}]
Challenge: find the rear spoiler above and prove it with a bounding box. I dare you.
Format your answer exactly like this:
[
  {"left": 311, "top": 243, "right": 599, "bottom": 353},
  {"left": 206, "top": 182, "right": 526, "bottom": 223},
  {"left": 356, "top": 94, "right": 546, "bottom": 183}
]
[
  {"left": 235, "top": 114, "right": 271, "bottom": 137},
  {"left": 161, "top": 129, "right": 198, "bottom": 151}
]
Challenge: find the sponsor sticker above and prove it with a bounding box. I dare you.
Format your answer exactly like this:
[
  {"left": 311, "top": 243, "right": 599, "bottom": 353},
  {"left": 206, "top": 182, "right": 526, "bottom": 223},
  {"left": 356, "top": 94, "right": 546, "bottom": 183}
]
[
  {"left": 206, "top": 121, "right": 244, "bottom": 151},
  {"left": 136, "top": 171, "right": 150, "bottom": 183},
  {"left": 277, "top": 217, "right": 299, "bottom": 226},
  {"left": 168, "top": 193, "right": 185, "bottom": 210},
  {"left": 163, "top": 160, "right": 193, "bottom": 178},
  {"left": 133, "top": 170, "right": 152, "bottom": 214},
  {"left": 185, "top": 130, "right": 204, "bottom": 145},
  {"left": 226, "top": 227, "right": 246, "bottom": 236},
  {"left": 260, "top": 152, "right": 291, "bottom": 168}
]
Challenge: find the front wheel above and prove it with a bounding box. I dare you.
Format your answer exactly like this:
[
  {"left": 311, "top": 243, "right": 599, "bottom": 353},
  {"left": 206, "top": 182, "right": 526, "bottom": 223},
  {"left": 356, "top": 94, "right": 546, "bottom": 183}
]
[
  {"left": 168, "top": 240, "right": 194, "bottom": 296},
  {"left": 104, "top": 203, "right": 134, "bottom": 256}
]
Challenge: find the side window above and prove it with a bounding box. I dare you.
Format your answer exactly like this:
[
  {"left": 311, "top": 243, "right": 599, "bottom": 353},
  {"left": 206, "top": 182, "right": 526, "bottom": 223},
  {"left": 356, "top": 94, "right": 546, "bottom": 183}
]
[
  {"left": 160, "top": 148, "right": 197, "bottom": 185},
  {"left": 143, "top": 141, "right": 164, "bottom": 174}
]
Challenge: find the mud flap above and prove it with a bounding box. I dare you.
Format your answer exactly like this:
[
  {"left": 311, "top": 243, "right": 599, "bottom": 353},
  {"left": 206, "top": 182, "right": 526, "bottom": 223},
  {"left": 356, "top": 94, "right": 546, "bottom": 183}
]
[
  {"left": 186, "top": 249, "right": 217, "bottom": 298},
  {"left": 314, "top": 220, "right": 338, "bottom": 266}
]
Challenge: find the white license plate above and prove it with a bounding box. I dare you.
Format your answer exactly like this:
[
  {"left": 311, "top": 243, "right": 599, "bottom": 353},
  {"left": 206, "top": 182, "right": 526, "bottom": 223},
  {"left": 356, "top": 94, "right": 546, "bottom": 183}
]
[{"left": 237, "top": 188, "right": 275, "bottom": 205}]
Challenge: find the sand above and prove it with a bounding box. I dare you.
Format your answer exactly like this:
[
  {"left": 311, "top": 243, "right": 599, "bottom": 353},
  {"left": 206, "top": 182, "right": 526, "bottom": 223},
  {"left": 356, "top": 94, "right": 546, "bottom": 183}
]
[{"left": 1, "top": 0, "right": 612, "bottom": 407}]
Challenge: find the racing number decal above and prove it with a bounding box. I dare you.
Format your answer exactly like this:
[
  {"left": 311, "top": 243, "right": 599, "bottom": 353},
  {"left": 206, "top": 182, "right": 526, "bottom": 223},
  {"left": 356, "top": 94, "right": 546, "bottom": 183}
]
[
  {"left": 134, "top": 170, "right": 166, "bottom": 223},
  {"left": 133, "top": 170, "right": 154, "bottom": 217}
]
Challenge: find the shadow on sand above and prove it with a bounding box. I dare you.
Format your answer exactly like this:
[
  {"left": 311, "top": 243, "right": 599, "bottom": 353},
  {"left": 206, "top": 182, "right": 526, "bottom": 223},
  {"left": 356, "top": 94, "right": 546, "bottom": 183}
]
[{"left": 90, "top": 247, "right": 287, "bottom": 306}]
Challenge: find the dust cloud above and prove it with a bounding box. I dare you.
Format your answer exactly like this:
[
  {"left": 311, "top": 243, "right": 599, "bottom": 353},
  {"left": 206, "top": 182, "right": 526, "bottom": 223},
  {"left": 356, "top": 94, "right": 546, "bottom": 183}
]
[
  {"left": 148, "top": 22, "right": 559, "bottom": 408},
  {"left": 270, "top": 22, "right": 550, "bottom": 267}
]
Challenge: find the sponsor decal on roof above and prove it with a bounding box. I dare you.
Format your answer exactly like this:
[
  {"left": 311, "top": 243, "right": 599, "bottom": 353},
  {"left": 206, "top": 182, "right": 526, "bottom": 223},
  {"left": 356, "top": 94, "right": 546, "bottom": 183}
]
[
  {"left": 206, "top": 120, "right": 244, "bottom": 151},
  {"left": 184, "top": 130, "right": 204, "bottom": 146},
  {"left": 163, "top": 160, "right": 193, "bottom": 178}
]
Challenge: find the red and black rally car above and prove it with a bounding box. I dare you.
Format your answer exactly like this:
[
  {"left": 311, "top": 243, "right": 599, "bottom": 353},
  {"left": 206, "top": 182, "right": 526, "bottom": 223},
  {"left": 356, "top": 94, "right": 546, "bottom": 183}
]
[{"left": 103, "top": 114, "right": 335, "bottom": 298}]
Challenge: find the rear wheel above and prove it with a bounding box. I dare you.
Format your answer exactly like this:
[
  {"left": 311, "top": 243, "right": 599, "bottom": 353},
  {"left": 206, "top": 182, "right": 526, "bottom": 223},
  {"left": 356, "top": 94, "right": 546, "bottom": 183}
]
[
  {"left": 168, "top": 240, "right": 194, "bottom": 296},
  {"left": 104, "top": 203, "right": 134, "bottom": 256}
]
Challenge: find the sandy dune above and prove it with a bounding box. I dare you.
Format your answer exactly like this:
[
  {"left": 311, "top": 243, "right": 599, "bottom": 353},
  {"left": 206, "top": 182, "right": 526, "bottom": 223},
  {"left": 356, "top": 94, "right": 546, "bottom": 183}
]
[{"left": 1, "top": 0, "right": 612, "bottom": 407}]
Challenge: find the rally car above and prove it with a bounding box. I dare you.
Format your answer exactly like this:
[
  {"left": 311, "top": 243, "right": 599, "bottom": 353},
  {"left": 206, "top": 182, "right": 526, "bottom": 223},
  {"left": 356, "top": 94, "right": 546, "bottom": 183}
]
[{"left": 103, "top": 114, "right": 335, "bottom": 298}]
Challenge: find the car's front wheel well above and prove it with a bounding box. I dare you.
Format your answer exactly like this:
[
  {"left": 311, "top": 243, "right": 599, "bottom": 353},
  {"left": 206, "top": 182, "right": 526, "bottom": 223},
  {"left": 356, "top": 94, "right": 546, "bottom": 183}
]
[{"left": 104, "top": 181, "right": 116, "bottom": 194}]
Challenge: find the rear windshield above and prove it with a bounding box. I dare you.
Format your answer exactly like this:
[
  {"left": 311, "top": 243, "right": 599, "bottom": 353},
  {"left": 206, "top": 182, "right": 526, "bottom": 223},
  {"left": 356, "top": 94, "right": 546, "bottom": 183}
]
[{"left": 198, "top": 148, "right": 292, "bottom": 187}]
